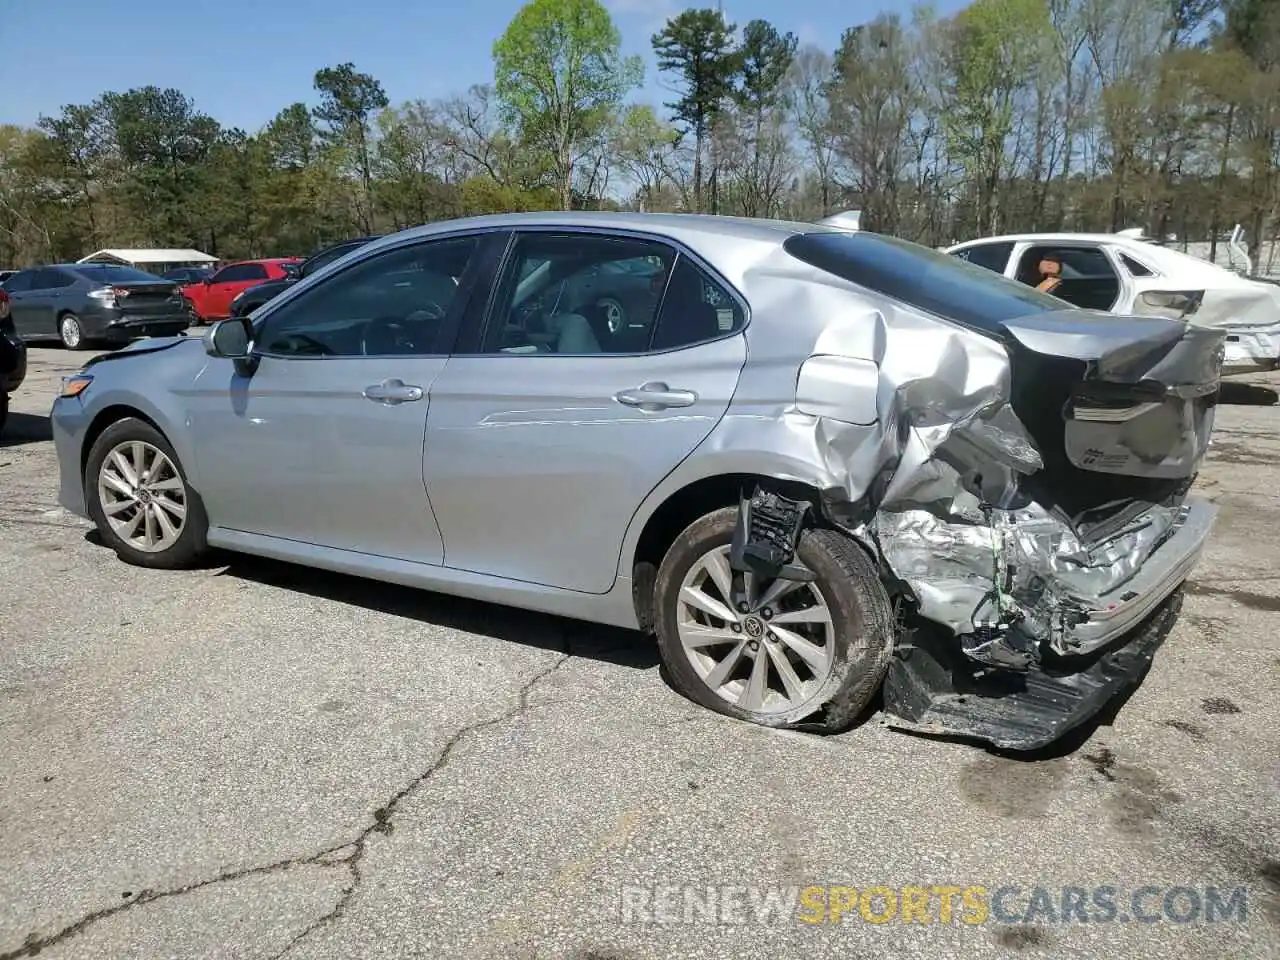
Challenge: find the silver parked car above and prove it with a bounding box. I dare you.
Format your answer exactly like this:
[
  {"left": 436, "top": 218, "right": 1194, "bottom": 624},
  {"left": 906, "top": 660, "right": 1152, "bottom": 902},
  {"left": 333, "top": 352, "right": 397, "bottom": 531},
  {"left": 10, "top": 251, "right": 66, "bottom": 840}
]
[{"left": 50, "top": 213, "right": 1224, "bottom": 750}]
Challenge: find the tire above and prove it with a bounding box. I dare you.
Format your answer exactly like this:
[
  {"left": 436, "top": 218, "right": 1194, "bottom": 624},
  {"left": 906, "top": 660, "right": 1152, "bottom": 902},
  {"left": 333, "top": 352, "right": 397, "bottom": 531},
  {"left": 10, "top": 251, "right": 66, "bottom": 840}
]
[
  {"left": 58, "top": 312, "right": 89, "bottom": 350},
  {"left": 84, "top": 417, "right": 210, "bottom": 569},
  {"left": 654, "top": 507, "right": 895, "bottom": 733}
]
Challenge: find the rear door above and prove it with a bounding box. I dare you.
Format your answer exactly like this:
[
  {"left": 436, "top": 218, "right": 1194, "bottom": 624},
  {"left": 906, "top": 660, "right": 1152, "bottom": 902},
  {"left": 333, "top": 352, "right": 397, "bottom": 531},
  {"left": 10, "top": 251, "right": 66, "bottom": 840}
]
[
  {"left": 1012, "top": 243, "right": 1124, "bottom": 311},
  {"left": 423, "top": 229, "right": 749, "bottom": 594}
]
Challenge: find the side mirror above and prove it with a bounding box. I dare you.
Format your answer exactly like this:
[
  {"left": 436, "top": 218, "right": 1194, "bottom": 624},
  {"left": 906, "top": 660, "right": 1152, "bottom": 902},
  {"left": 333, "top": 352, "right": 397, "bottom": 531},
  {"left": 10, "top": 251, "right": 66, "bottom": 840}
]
[
  {"left": 204, "top": 318, "right": 251, "bottom": 359},
  {"left": 284, "top": 263, "right": 302, "bottom": 279}
]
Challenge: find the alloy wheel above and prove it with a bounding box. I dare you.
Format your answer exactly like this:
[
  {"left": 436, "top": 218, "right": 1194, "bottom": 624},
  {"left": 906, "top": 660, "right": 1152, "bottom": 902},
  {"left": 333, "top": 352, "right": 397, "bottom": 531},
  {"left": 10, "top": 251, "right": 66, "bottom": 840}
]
[
  {"left": 60, "top": 315, "right": 82, "bottom": 348},
  {"left": 599, "top": 297, "right": 626, "bottom": 334},
  {"left": 97, "top": 440, "right": 188, "bottom": 553},
  {"left": 676, "top": 544, "right": 834, "bottom": 716}
]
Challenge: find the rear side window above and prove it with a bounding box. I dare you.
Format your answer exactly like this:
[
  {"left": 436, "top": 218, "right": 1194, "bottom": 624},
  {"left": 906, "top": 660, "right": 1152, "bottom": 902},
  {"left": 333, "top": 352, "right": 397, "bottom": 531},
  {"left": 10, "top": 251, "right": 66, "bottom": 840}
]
[
  {"left": 784, "top": 232, "right": 1065, "bottom": 336},
  {"left": 650, "top": 255, "right": 745, "bottom": 351},
  {"left": 3, "top": 270, "right": 35, "bottom": 292},
  {"left": 952, "top": 241, "right": 1014, "bottom": 274},
  {"left": 1119, "top": 252, "right": 1154, "bottom": 277}
]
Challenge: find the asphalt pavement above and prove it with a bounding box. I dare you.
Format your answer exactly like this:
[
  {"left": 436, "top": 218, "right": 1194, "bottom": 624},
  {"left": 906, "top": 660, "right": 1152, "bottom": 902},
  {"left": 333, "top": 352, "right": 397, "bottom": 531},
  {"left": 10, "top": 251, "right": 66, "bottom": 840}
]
[{"left": 1, "top": 339, "right": 1278, "bottom": 959}]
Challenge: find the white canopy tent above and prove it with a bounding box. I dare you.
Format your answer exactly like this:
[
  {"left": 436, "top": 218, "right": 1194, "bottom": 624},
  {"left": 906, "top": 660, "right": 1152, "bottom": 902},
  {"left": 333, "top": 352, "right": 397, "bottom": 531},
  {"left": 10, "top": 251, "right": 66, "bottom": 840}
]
[{"left": 77, "top": 248, "right": 218, "bottom": 275}]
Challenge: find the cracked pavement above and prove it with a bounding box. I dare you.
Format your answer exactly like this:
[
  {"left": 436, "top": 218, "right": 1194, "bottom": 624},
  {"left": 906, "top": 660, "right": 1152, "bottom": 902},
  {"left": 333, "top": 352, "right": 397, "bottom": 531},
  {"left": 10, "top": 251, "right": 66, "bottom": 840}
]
[{"left": 2, "top": 344, "right": 1279, "bottom": 959}]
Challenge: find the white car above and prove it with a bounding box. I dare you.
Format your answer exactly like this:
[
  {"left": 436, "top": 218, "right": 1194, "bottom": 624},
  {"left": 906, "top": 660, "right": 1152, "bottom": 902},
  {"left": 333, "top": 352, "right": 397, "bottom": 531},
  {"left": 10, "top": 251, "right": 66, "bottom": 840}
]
[{"left": 945, "top": 232, "right": 1280, "bottom": 374}]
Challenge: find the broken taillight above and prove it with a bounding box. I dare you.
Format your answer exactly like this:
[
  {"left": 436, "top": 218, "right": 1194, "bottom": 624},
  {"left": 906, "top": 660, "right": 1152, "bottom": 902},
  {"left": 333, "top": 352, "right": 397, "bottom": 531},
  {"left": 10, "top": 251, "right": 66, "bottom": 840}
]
[{"left": 1135, "top": 289, "right": 1204, "bottom": 319}]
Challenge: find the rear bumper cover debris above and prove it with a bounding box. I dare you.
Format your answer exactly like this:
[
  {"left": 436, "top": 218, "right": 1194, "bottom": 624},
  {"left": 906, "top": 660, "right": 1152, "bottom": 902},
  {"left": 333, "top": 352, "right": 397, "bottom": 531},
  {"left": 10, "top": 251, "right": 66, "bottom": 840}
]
[{"left": 883, "top": 589, "right": 1184, "bottom": 751}]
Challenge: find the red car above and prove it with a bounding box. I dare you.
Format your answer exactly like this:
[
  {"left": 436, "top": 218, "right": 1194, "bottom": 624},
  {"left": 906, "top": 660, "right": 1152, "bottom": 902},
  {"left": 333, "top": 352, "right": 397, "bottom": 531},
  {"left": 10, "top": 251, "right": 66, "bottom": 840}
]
[{"left": 181, "top": 258, "right": 301, "bottom": 323}]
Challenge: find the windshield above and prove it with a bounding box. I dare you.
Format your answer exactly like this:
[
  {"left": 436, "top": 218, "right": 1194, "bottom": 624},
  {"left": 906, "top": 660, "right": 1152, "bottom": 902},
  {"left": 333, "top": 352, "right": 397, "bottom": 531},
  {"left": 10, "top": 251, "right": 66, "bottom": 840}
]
[
  {"left": 784, "top": 231, "right": 1068, "bottom": 336},
  {"left": 72, "top": 264, "right": 167, "bottom": 284}
]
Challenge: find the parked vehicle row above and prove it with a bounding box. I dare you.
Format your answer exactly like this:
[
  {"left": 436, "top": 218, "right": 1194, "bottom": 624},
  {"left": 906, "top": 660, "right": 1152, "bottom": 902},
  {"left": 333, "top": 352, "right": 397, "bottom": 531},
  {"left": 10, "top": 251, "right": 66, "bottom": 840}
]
[
  {"left": 48, "top": 211, "right": 1224, "bottom": 750},
  {"left": 0, "top": 263, "right": 191, "bottom": 350},
  {"left": 179, "top": 257, "right": 302, "bottom": 324}
]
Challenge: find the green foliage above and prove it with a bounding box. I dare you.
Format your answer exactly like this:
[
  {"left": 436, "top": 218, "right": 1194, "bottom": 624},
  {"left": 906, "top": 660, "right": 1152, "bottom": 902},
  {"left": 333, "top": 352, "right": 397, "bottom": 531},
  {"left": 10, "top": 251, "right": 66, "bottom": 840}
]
[
  {"left": 493, "top": 0, "right": 641, "bottom": 209},
  {"left": 652, "top": 7, "right": 741, "bottom": 211},
  {"left": 652, "top": 8, "right": 739, "bottom": 136},
  {"left": 1, "top": 3, "right": 1278, "bottom": 268},
  {"left": 735, "top": 20, "right": 798, "bottom": 114}
]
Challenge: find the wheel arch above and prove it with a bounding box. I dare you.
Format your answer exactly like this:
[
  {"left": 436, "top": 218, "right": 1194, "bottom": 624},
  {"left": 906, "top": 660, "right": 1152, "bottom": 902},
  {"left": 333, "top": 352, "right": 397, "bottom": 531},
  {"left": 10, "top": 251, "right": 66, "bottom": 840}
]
[
  {"left": 626, "top": 469, "right": 861, "bottom": 632},
  {"left": 80, "top": 404, "right": 171, "bottom": 483}
]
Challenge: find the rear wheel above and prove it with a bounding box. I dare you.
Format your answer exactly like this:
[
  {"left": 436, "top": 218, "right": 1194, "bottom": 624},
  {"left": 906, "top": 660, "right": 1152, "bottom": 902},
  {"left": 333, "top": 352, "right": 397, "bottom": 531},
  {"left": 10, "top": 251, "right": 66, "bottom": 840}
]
[
  {"left": 84, "top": 418, "right": 210, "bottom": 569},
  {"left": 58, "top": 312, "right": 88, "bottom": 350},
  {"left": 654, "top": 508, "right": 895, "bottom": 732}
]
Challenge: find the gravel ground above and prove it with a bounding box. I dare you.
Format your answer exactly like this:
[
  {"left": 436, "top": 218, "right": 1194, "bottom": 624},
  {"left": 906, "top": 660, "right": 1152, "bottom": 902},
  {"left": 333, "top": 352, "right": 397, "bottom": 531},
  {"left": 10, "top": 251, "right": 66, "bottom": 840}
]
[{"left": 1, "top": 340, "right": 1278, "bottom": 959}]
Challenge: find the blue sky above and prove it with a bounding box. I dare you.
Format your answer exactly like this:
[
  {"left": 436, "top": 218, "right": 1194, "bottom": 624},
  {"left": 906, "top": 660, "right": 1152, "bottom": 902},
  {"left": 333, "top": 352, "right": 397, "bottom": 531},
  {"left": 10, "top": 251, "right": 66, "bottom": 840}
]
[{"left": 0, "top": 0, "right": 965, "bottom": 132}]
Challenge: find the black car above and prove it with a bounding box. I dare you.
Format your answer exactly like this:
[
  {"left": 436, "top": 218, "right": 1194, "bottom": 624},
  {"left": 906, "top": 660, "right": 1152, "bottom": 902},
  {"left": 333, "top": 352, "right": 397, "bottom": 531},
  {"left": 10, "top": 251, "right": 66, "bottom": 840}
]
[
  {"left": 161, "top": 266, "right": 214, "bottom": 284},
  {"left": 228, "top": 236, "right": 381, "bottom": 318},
  {"left": 0, "top": 263, "right": 191, "bottom": 350},
  {"left": 0, "top": 288, "right": 28, "bottom": 433}
]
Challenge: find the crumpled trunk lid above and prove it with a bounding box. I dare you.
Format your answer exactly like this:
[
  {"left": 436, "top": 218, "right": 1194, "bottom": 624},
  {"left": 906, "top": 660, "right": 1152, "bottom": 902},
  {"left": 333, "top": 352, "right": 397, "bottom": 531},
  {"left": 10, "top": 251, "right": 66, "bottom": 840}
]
[{"left": 999, "top": 309, "right": 1222, "bottom": 539}]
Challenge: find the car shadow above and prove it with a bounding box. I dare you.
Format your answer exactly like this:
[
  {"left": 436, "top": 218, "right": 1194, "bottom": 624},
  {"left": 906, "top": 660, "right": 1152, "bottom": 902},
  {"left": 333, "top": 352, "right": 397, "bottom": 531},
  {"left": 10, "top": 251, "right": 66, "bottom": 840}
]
[
  {"left": 0, "top": 411, "right": 52, "bottom": 447},
  {"left": 209, "top": 551, "right": 661, "bottom": 671},
  {"left": 1219, "top": 381, "right": 1279, "bottom": 405}
]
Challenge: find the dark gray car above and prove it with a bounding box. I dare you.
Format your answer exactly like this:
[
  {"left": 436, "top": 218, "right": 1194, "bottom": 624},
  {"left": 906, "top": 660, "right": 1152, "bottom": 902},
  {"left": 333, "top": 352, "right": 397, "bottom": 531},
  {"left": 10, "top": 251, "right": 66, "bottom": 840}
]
[{"left": 1, "top": 263, "right": 191, "bottom": 349}]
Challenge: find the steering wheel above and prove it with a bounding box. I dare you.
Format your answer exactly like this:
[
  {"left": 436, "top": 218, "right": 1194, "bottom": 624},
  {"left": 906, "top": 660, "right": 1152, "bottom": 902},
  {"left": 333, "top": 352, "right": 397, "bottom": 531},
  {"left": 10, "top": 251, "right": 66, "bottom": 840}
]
[{"left": 360, "top": 302, "right": 445, "bottom": 356}]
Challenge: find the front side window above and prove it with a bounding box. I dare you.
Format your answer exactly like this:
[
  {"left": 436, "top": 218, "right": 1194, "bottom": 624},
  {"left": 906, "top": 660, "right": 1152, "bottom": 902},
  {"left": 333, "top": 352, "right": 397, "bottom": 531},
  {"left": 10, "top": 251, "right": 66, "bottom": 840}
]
[
  {"left": 483, "top": 233, "right": 677, "bottom": 355},
  {"left": 784, "top": 231, "right": 1066, "bottom": 336},
  {"left": 303, "top": 246, "right": 353, "bottom": 278},
  {"left": 951, "top": 241, "right": 1014, "bottom": 275},
  {"left": 256, "top": 237, "right": 478, "bottom": 358}
]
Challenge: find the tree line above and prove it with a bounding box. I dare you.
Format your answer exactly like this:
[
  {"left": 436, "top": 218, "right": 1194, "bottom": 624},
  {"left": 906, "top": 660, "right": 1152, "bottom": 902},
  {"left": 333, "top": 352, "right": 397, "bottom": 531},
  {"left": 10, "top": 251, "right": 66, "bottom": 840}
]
[{"left": 0, "top": 0, "right": 1275, "bottom": 268}]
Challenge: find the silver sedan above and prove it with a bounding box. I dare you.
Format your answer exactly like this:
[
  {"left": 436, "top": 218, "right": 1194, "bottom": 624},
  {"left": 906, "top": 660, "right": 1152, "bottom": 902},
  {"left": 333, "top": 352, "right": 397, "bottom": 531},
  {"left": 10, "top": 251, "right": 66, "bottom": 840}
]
[{"left": 50, "top": 212, "right": 1224, "bottom": 750}]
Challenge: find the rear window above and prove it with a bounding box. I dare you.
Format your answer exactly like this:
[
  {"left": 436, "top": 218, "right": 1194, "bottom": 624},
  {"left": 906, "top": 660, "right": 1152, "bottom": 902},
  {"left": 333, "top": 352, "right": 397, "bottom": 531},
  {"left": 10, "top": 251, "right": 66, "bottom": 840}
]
[
  {"left": 72, "top": 264, "right": 164, "bottom": 283},
  {"left": 784, "top": 232, "right": 1066, "bottom": 336}
]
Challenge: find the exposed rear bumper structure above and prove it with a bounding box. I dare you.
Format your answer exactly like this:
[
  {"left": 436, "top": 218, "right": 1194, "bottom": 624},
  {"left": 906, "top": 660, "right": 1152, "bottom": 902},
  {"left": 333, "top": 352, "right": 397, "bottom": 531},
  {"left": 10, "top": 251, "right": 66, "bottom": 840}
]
[
  {"left": 1062, "top": 498, "right": 1215, "bottom": 652},
  {"left": 879, "top": 498, "right": 1215, "bottom": 750},
  {"left": 883, "top": 589, "right": 1185, "bottom": 751}
]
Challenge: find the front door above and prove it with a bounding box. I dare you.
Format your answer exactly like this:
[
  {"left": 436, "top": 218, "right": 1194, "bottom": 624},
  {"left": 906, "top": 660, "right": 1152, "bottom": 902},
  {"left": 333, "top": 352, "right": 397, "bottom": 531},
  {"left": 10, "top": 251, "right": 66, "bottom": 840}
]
[
  {"left": 186, "top": 234, "right": 487, "bottom": 562},
  {"left": 424, "top": 230, "right": 748, "bottom": 594}
]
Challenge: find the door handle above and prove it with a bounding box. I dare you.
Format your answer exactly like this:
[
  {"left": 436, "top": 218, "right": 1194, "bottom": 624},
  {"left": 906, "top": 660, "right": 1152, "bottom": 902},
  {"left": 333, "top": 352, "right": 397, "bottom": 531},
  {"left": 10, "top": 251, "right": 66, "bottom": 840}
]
[
  {"left": 613, "top": 381, "right": 698, "bottom": 410},
  {"left": 362, "top": 378, "right": 424, "bottom": 405}
]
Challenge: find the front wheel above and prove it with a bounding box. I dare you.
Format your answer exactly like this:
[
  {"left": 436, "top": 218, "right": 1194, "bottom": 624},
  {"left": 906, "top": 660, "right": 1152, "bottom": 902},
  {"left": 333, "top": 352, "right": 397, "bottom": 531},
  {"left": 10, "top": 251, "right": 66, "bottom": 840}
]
[
  {"left": 654, "top": 508, "right": 895, "bottom": 732},
  {"left": 84, "top": 418, "right": 210, "bottom": 569}
]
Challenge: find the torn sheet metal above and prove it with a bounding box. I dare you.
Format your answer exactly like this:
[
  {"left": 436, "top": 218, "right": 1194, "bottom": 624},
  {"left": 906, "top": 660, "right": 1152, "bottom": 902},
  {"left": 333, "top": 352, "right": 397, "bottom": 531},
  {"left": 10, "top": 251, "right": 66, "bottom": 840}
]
[{"left": 728, "top": 248, "right": 1224, "bottom": 673}]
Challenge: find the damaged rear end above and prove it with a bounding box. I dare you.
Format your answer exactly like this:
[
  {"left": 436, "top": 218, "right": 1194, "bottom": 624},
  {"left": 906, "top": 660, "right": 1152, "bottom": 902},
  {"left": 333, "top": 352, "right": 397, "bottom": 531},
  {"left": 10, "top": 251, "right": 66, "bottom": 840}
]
[{"left": 781, "top": 232, "right": 1223, "bottom": 750}]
